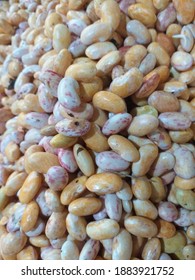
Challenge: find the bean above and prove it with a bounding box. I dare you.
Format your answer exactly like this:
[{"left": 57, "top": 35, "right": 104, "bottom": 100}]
[
  {"left": 86, "top": 219, "right": 120, "bottom": 240},
  {"left": 147, "top": 127, "right": 172, "bottom": 150},
  {"left": 45, "top": 212, "right": 67, "bottom": 240},
  {"left": 25, "top": 218, "right": 45, "bottom": 237},
  {"left": 45, "top": 189, "right": 64, "bottom": 212},
  {"left": 133, "top": 199, "right": 158, "bottom": 220},
  {"left": 58, "top": 148, "right": 78, "bottom": 173},
  {"left": 175, "top": 189, "right": 195, "bottom": 211},
  {"left": 59, "top": 103, "right": 94, "bottom": 121},
  {"left": 86, "top": 173, "right": 123, "bottom": 195},
  {"left": 66, "top": 213, "right": 87, "bottom": 241},
  {"left": 55, "top": 118, "right": 91, "bottom": 137},
  {"left": 158, "top": 202, "right": 179, "bottom": 222},
  {"left": 79, "top": 239, "right": 100, "bottom": 260},
  {"left": 4, "top": 172, "right": 27, "bottom": 196},
  {"left": 150, "top": 177, "right": 166, "bottom": 203},
  {"left": 174, "top": 176, "right": 195, "bottom": 190},
  {"left": 148, "top": 91, "right": 180, "bottom": 112},
  {"left": 17, "top": 246, "right": 38, "bottom": 260},
  {"left": 112, "top": 229, "right": 133, "bottom": 260},
  {"left": 45, "top": 166, "right": 69, "bottom": 191},
  {"left": 1, "top": 231, "right": 27, "bottom": 256},
  {"left": 162, "top": 231, "right": 187, "bottom": 254},
  {"left": 85, "top": 42, "right": 117, "bottom": 60},
  {"left": 156, "top": 219, "right": 176, "bottom": 238},
  {"left": 131, "top": 177, "right": 152, "bottom": 200},
  {"left": 159, "top": 112, "right": 192, "bottom": 130},
  {"left": 20, "top": 201, "right": 39, "bottom": 232},
  {"left": 183, "top": 245, "right": 195, "bottom": 260},
  {"left": 102, "top": 113, "right": 132, "bottom": 136},
  {"left": 128, "top": 3, "right": 156, "bottom": 27},
  {"left": 126, "top": 20, "right": 151, "bottom": 45},
  {"left": 171, "top": 51, "right": 193, "bottom": 71},
  {"left": 96, "top": 51, "right": 121, "bottom": 75},
  {"left": 105, "top": 194, "right": 122, "bottom": 222},
  {"left": 41, "top": 247, "right": 61, "bottom": 260},
  {"left": 139, "top": 53, "right": 156, "bottom": 75},
  {"left": 38, "top": 69, "right": 62, "bottom": 97},
  {"left": 124, "top": 216, "right": 158, "bottom": 238},
  {"left": 187, "top": 225, "right": 195, "bottom": 241},
  {"left": 93, "top": 91, "right": 126, "bottom": 113},
  {"left": 61, "top": 240, "right": 79, "bottom": 260},
  {"left": 173, "top": 0, "right": 195, "bottom": 25},
  {"left": 156, "top": 3, "right": 176, "bottom": 32},
  {"left": 69, "top": 197, "right": 102, "bottom": 216},
  {"left": 149, "top": 152, "right": 175, "bottom": 177},
  {"left": 148, "top": 42, "right": 170, "bottom": 66},
  {"left": 174, "top": 208, "right": 192, "bottom": 227},
  {"left": 173, "top": 147, "right": 195, "bottom": 179},
  {"left": 141, "top": 238, "right": 161, "bottom": 260},
  {"left": 95, "top": 151, "right": 130, "bottom": 172}
]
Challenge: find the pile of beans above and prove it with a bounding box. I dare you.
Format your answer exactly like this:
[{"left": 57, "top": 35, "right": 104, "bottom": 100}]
[{"left": 0, "top": 0, "right": 195, "bottom": 260}]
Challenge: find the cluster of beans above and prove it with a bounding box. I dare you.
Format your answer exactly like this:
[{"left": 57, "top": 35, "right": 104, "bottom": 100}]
[{"left": 0, "top": 0, "right": 195, "bottom": 260}]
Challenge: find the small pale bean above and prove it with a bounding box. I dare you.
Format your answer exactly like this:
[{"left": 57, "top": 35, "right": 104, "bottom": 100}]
[
  {"left": 85, "top": 42, "right": 117, "bottom": 60},
  {"left": 150, "top": 177, "right": 166, "bottom": 203},
  {"left": 148, "top": 91, "right": 180, "bottom": 113},
  {"left": 158, "top": 202, "right": 179, "bottom": 222},
  {"left": 38, "top": 69, "right": 62, "bottom": 97},
  {"left": 116, "top": 181, "right": 133, "bottom": 201},
  {"left": 105, "top": 194, "right": 122, "bottom": 222},
  {"left": 174, "top": 208, "right": 192, "bottom": 227},
  {"left": 126, "top": 20, "right": 151, "bottom": 45},
  {"left": 44, "top": 166, "right": 69, "bottom": 191},
  {"left": 156, "top": 3, "right": 176, "bottom": 32},
  {"left": 133, "top": 199, "right": 158, "bottom": 220},
  {"left": 148, "top": 42, "right": 170, "bottom": 66},
  {"left": 17, "top": 246, "right": 38, "bottom": 260},
  {"left": 25, "top": 218, "right": 45, "bottom": 237},
  {"left": 174, "top": 176, "right": 195, "bottom": 190},
  {"left": 183, "top": 245, "right": 195, "bottom": 260},
  {"left": 175, "top": 189, "right": 195, "bottom": 211},
  {"left": 139, "top": 53, "right": 156, "bottom": 75},
  {"left": 61, "top": 240, "right": 79, "bottom": 260},
  {"left": 73, "top": 144, "right": 95, "bottom": 176},
  {"left": 162, "top": 231, "right": 187, "bottom": 254},
  {"left": 128, "top": 3, "right": 156, "bottom": 27},
  {"left": 112, "top": 229, "right": 133, "bottom": 260},
  {"left": 4, "top": 172, "right": 27, "bottom": 196},
  {"left": 173, "top": 0, "right": 195, "bottom": 25}
]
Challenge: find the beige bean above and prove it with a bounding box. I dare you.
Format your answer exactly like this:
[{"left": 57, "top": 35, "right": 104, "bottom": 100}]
[
  {"left": 85, "top": 42, "right": 117, "bottom": 60},
  {"left": 153, "top": 0, "right": 170, "bottom": 11},
  {"left": 133, "top": 199, "right": 158, "bottom": 220},
  {"left": 60, "top": 176, "right": 87, "bottom": 205},
  {"left": 41, "top": 247, "right": 61, "bottom": 260},
  {"left": 82, "top": 123, "right": 109, "bottom": 152},
  {"left": 126, "top": 20, "right": 151, "bottom": 45},
  {"left": 44, "top": 13, "right": 62, "bottom": 38},
  {"left": 156, "top": 219, "right": 176, "bottom": 238},
  {"left": 150, "top": 177, "right": 166, "bottom": 203},
  {"left": 124, "top": 45, "right": 147, "bottom": 70},
  {"left": 24, "top": 145, "right": 44, "bottom": 173},
  {"left": 174, "top": 176, "right": 195, "bottom": 190},
  {"left": 148, "top": 91, "right": 180, "bottom": 113},
  {"left": 187, "top": 225, "right": 195, "bottom": 241},
  {"left": 86, "top": 219, "right": 120, "bottom": 240},
  {"left": 128, "top": 114, "right": 159, "bottom": 137},
  {"left": 173, "top": 0, "right": 195, "bottom": 25},
  {"left": 124, "top": 216, "right": 158, "bottom": 238},
  {"left": 93, "top": 91, "right": 126, "bottom": 113},
  {"left": 45, "top": 212, "right": 67, "bottom": 240},
  {"left": 128, "top": 135, "right": 153, "bottom": 148},
  {"left": 171, "top": 51, "right": 193, "bottom": 72},
  {"left": 112, "top": 229, "right": 133, "bottom": 260},
  {"left": 65, "top": 62, "right": 97, "bottom": 82},
  {"left": 179, "top": 100, "right": 195, "bottom": 122},
  {"left": 116, "top": 181, "right": 133, "bottom": 201},
  {"left": 141, "top": 238, "right": 161, "bottom": 260},
  {"left": 26, "top": 152, "right": 60, "bottom": 174},
  {"left": 162, "top": 231, "right": 187, "bottom": 254},
  {"left": 18, "top": 171, "right": 42, "bottom": 204},
  {"left": 100, "top": 0, "right": 120, "bottom": 30},
  {"left": 17, "top": 246, "right": 38, "bottom": 260},
  {"left": 53, "top": 49, "right": 72, "bottom": 76},
  {"left": 86, "top": 173, "right": 123, "bottom": 195},
  {"left": 96, "top": 51, "right": 121, "bottom": 75},
  {"left": 128, "top": 3, "right": 156, "bottom": 27},
  {"left": 80, "top": 21, "right": 113, "bottom": 45},
  {"left": 20, "top": 201, "right": 39, "bottom": 232},
  {"left": 79, "top": 77, "right": 103, "bottom": 103},
  {"left": 183, "top": 245, "right": 195, "bottom": 260},
  {"left": 132, "top": 177, "right": 152, "bottom": 200},
  {"left": 175, "top": 189, "right": 195, "bottom": 211},
  {"left": 50, "top": 134, "right": 78, "bottom": 149},
  {"left": 73, "top": 144, "right": 95, "bottom": 176},
  {"left": 4, "top": 172, "right": 27, "bottom": 196},
  {"left": 110, "top": 68, "right": 143, "bottom": 98},
  {"left": 4, "top": 142, "right": 21, "bottom": 163},
  {"left": 148, "top": 42, "right": 170, "bottom": 66},
  {"left": 66, "top": 213, "right": 87, "bottom": 241},
  {"left": 1, "top": 231, "right": 27, "bottom": 256},
  {"left": 29, "top": 235, "right": 50, "bottom": 248},
  {"left": 169, "top": 129, "right": 193, "bottom": 144},
  {"left": 174, "top": 147, "right": 195, "bottom": 179},
  {"left": 68, "top": 197, "right": 102, "bottom": 216}
]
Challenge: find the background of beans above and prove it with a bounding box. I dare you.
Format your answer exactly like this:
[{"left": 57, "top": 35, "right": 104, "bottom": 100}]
[{"left": 0, "top": 0, "right": 195, "bottom": 260}]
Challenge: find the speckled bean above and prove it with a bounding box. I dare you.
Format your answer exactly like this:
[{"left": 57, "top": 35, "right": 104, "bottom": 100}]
[
  {"left": 142, "top": 238, "right": 161, "bottom": 260},
  {"left": 159, "top": 112, "right": 192, "bottom": 130},
  {"left": 112, "top": 229, "right": 133, "bottom": 260},
  {"left": 66, "top": 213, "right": 87, "bottom": 241},
  {"left": 45, "top": 212, "right": 67, "bottom": 240},
  {"left": 61, "top": 240, "right": 79, "bottom": 260},
  {"left": 173, "top": 147, "right": 195, "bottom": 179},
  {"left": 79, "top": 239, "right": 100, "bottom": 260},
  {"left": 44, "top": 166, "right": 69, "bottom": 191},
  {"left": 45, "top": 189, "right": 64, "bottom": 212},
  {"left": 158, "top": 202, "right": 179, "bottom": 222},
  {"left": 150, "top": 152, "right": 175, "bottom": 177},
  {"left": 55, "top": 118, "right": 91, "bottom": 137},
  {"left": 102, "top": 113, "right": 132, "bottom": 136},
  {"left": 105, "top": 194, "right": 122, "bottom": 222}
]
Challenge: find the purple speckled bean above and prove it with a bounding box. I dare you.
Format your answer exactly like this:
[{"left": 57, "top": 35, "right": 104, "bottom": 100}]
[
  {"left": 156, "top": 3, "right": 177, "bottom": 32},
  {"left": 105, "top": 193, "right": 122, "bottom": 222},
  {"left": 161, "top": 171, "right": 176, "bottom": 185},
  {"left": 58, "top": 148, "right": 78, "bottom": 173},
  {"left": 25, "top": 218, "right": 45, "bottom": 237},
  {"left": 38, "top": 70, "right": 63, "bottom": 97},
  {"left": 79, "top": 239, "right": 100, "bottom": 260},
  {"left": 112, "top": 229, "right": 133, "bottom": 260},
  {"left": 1, "top": 130, "right": 24, "bottom": 153},
  {"left": 57, "top": 77, "right": 81, "bottom": 110},
  {"left": 25, "top": 112, "right": 49, "bottom": 129},
  {"left": 55, "top": 118, "right": 91, "bottom": 137},
  {"left": 16, "top": 83, "right": 36, "bottom": 99},
  {"left": 33, "top": 39, "right": 53, "bottom": 55},
  {"left": 174, "top": 208, "right": 192, "bottom": 227},
  {"left": 45, "top": 166, "right": 69, "bottom": 191},
  {"left": 173, "top": 147, "right": 195, "bottom": 179},
  {"left": 95, "top": 151, "right": 130, "bottom": 172},
  {"left": 48, "top": 114, "right": 58, "bottom": 125},
  {"left": 158, "top": 112, "right": 191, "bottom": 130},
  {"left": 41, "top": 246, "right": 61, "bottom": 260},
  {"left": 67, "top": 19, "right": 87, "bottom": 36},
  {"left": 59, "top": 103, "right": 94, "bottom": 120},
  {"left": 119, "top": 0, "right": 136, "bottom": 15},
  {"left": 147, "top": 127, "right": 172, "bottom": 150},
  {"left": 24, "top": 128, "right": 42, "bottom": 143},
  {"left": 36, "top": 189, "right": 52, "bottom": 217},
  {"left": 14, "top": 72, "right": 31, "bottom": 93},
  {"left": 38, "top": 84, "right": 57, "bottom": 113},
  {"left": 68, "top": 38, "right": 87, "bottom": 58},
  {"left": 102, "top": 113, "right": 132, "bottom": 136},
  {"left": 6, "top": 204, "right": 26, "bottom": 232},
  {"left": 39, "top": 136, "right": 58, "bottom": 155},
  {"left": 158, "top": 202, "right": 179, "bottom": 222},
  {"left": 53, "top": 102, "right": 64, "bottom": 122},
  {"left": 149, "top": 152, "right": 175, "bottom": 177}
]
